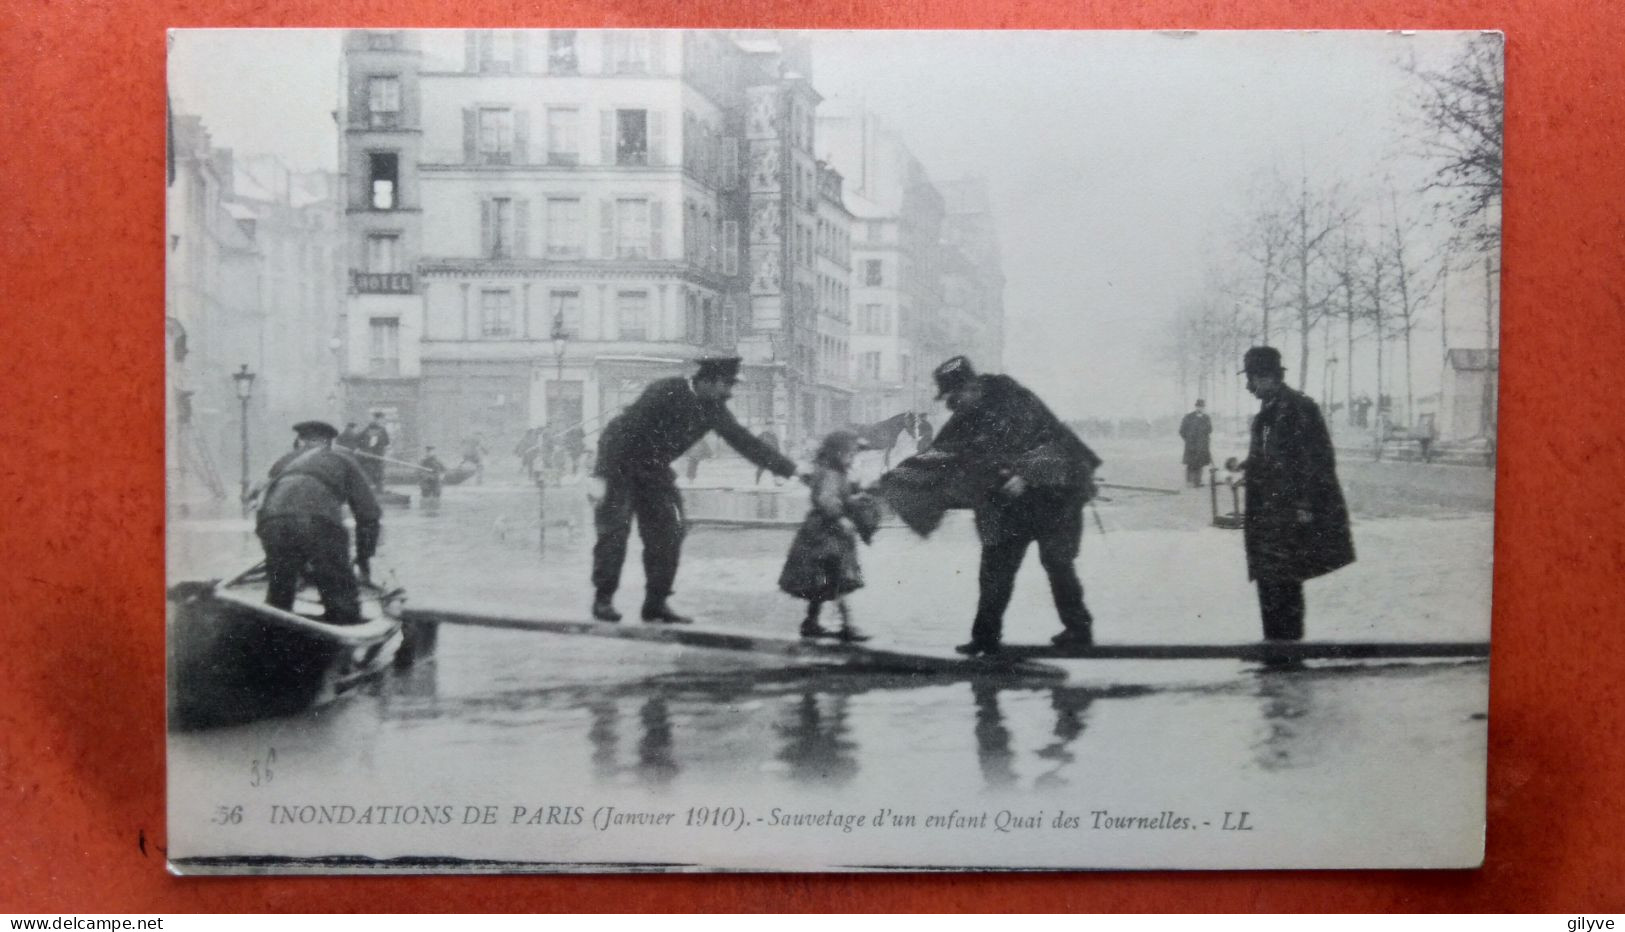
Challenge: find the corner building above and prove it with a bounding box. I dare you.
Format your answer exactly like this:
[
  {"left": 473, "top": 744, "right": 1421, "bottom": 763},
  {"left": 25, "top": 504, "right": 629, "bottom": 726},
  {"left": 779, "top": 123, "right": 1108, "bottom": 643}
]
[{"left": 339, "top": 29, "right": 850, "bottom": 461}]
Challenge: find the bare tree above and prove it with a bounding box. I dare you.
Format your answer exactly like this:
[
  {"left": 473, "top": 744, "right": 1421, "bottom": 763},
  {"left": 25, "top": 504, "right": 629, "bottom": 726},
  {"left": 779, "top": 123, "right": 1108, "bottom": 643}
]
[
  {"left": 1407, "top": 34, "right": 1504, "bottom": 253},
  {"left": 1359, "top": 240, "right": 1399, "bottom": 456},
  {"left": 1235, "top": 175, "right": 1291, "bottom": 346},
  {"left": 1282, "top": 170, "right": 1348, "bottom": 391},
  {"left": 1382, "top": 190, "right": 1442, "bottom": 427},
  {"left": 1328, "top": 224, "right": 1369, "bottom": 427}
]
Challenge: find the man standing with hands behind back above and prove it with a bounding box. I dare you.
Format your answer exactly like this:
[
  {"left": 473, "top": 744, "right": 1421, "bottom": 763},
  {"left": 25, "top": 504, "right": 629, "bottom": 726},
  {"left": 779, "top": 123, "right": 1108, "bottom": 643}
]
[
  {"left": 1233, "top": 346, "right": 1356, "bottom": 642},
  {"left": 590, "top": 356, "right": 799, "bottom": 625}
]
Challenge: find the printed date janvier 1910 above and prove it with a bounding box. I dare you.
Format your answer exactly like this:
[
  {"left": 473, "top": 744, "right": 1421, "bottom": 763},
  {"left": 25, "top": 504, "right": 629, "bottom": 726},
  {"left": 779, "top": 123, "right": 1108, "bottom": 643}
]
[{"left": 243, "top": 803, "right": 1258, "bottom": 834}]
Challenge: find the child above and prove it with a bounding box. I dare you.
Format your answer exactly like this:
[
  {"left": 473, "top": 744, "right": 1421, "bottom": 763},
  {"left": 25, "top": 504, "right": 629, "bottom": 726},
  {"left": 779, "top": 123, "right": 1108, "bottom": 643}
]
[{"left": 779, "top": 430, "right": 879, "bottom": 642}]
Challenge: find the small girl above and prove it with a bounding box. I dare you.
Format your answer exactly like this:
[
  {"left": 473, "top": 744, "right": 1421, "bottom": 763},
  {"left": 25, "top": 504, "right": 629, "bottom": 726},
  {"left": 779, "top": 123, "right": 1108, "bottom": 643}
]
[{"left": 779, "top": 430, "right": 879, "bottom": 642}]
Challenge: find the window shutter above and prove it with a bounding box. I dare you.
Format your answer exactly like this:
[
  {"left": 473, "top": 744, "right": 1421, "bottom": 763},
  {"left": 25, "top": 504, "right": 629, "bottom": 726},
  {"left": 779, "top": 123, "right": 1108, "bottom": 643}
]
[
  {"left": 480, "top": 199, "right": 493, "bottom": 257},
  {"left": 649, "top": 200, "right": 664, "bottom": 259},
  {"left": 464, "top": 31, "right": 478, "bottom": 72},
  {"left": 599, "top": 199, "right": 615, "bottom": 258},
  {"left": 514, "top": 109, "right": 530, "bottom": 164},
  {"left": 515, "top": 199, "right": 530, "bottom": 257},
  {"left": 600, "top": 110, "right": 614, "bottom": 165},
  {"left": 723, "top": 221, "right": 738, "bottom": 276},
  {"left": 512, "top": 31, "right": 528, "bottom": 72},
  {"left": 648, "top": 111, "right": 666, "bottom": 167},
  {"left": 604, "top": 32, "right": 620, "bottom": 74},
  {"left": 650, "top": 30, "right": 666, "bottom": 74},
  {"left": 478, "top": 31, "right": 494, "bottom": 71},
  {"left": 722, "top": 138, "right": 737, "bottom": 190},
  {"left": 463, "top": 108, "right": 477, "bottom": 163},
  {"left": 349, "top": 76, "right": 370, "bottom": 130}
]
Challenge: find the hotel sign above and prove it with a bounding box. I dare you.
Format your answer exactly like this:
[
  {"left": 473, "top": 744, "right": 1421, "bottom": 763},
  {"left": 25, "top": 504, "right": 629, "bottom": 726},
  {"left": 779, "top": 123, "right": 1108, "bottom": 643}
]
[{"left": 352, "top": 271, "right": 414, "bottom": 294}]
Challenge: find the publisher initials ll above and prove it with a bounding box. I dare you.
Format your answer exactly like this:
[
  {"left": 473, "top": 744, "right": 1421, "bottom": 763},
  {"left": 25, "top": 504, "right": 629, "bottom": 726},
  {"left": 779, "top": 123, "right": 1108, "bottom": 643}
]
[{"left": 1221, "top": 811, "right": 1253, "bottom": 831}]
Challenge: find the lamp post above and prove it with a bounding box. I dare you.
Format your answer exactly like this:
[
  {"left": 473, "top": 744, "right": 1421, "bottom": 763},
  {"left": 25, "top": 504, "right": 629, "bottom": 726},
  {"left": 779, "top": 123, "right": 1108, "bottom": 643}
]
[
  {"left": 231, "top": 363, "right": 256, "bottom": 514},
  {"left": 538, "top": 313, "right": 568, "bottom": 552},
  {"left": 1324, "top": 353, "right": 1339, "bottom": 424}
]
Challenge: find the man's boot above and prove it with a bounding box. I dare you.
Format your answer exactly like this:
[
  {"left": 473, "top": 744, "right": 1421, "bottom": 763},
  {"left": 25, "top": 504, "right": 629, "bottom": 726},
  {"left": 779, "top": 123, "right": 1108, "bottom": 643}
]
[
  {"left": 642, "top": 599, "right": 693, "bottom": 625},
  {"left": 591, "top": 595, "right": 622, "bottom": 622}
]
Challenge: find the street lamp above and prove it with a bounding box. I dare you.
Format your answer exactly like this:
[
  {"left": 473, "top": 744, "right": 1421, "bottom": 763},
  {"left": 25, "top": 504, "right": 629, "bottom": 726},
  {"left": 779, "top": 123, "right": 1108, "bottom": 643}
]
[{"left": 231, "top": 363, "right": 256, "bottom": 513}]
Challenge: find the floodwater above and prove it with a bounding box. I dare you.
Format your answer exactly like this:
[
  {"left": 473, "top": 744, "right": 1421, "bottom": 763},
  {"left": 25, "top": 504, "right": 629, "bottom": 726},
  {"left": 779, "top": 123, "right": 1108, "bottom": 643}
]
[{"left": 167, "top": 441, "right": 1493, "bottom": 870}]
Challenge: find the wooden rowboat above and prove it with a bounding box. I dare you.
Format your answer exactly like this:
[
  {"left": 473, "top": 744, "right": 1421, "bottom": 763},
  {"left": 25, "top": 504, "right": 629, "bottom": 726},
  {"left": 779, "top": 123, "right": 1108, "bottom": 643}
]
[{"left": 166, "top": 564, "right": 424, "bottom": 729}]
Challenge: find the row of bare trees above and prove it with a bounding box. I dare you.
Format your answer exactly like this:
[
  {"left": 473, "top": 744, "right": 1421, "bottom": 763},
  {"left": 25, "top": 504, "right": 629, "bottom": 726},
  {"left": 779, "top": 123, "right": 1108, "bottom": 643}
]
[{"left": 1164, "top": 34, "right": 1503, "bottom": 439}]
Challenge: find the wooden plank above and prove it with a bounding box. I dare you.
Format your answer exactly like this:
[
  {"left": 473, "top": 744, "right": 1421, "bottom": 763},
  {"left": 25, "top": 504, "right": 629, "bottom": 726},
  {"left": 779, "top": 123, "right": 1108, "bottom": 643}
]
[
  {"left": 997, "top": 641, "right": 1490, "bottom": 661},
  {"left": 399, "top": 605, "right": 1066, "bottom": 679}
]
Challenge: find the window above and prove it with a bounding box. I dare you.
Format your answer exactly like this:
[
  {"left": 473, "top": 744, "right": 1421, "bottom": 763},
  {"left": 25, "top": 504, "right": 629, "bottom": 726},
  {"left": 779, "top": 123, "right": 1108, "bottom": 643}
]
[
  {"left": 365, "top": 233, "right": 400, "bottom": 273},
  {"left": 859, "top": 352, "right": 881, "bottom": 381},
  {"left": 367, "top": 77, "right": 401, "bottom": 129},
  {"left": 479, "top": 108, "right": 514, "bottom": 164},
  {"left": 482, "top": 197, "right": 516, "bottom": 258},
  {"left": 611, "top": 31, "right": 652, "bottom": 74},
  {"left": 615, "top": 109, "right": 648, "bottom": 166},
  {"left": 545, "top": 198, "right": 583, "bottom": 256},
  {"left": 548, "top": 30, "right": 579, "bottom": 74},
  {"left": 481, "top": 289, "right": 516, "bottom": 338},
  {"left": 615, "top": 198, "right": 649, "bottom": 259},
  {"left": 368, "top": 153, "right": 398, "bottom": 209},
  {"left": 864, "top": 259, "right": 883, "bottom": 286},
  {"left": 617, "top": 290, "right": 649, "bottom": 341},
  {"left": 546, "top": 107, "right": 578, "bottom": 165},
  {"left": 549, "top": 290, "right": 581, "bottom": 338},
  {"left": 721, "top": 137, "right": 739, "bottom": 190},
  {"left": 479, "top": 31, "right": 515, "bottom": 73},
  {"left": 859, "top": 303, "right": 886, "bottom": 335},
  {"left": 722, "top": 220, "right": 739, "bottom": 276},
  {"left": 685, "top": 293, "right": 702, "bottom": 344},
  {"left": 366, "top": 31, "right": 400, "bottom": 51},
  {"left": 369, "top": 318, "right": 400, "bottom": 375}
]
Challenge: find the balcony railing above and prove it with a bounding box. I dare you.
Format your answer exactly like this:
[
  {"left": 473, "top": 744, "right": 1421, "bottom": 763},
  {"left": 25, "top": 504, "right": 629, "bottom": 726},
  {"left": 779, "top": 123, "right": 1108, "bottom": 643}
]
[{"left": 352, "top": 270, "right": 415, "bottom": 294}]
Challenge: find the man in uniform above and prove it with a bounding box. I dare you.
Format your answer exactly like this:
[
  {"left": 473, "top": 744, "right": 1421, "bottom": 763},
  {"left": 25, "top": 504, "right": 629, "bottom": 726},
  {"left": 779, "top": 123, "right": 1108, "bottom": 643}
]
[
  {"left": 591, "top": 357, "right": 799, "bottom": 624},
  {"left": 256, "top": 420, "right": 382, "bottom": 624},
  {"left": 890, "top": 356, "right": 1103, "bottom": 656},
  {"left": 1179, "top": 399, "right": 1213, "bottom": 488},
  {"left": 1234, "top": 347, "right": 1356, "bottom": 641}
]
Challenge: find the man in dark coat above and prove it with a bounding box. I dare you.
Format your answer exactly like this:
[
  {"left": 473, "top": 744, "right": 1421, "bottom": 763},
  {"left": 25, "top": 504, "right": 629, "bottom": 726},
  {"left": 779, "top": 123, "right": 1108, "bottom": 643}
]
[
  {"left": 1179, "top": 399, "right": 1213, "bottom": 488},
  {"left": 256, "top": 420, "right": 382, "bottom": 624},
  {"left": 883, "top": 356, "right": 1103, "bottom": 656},
  {"left": 336, "top": 422, "right": 361, "bottom": 452},
  {"left": 418, "top": 445, "right": 446, "bottom": 501},
  {"left": 591, "top": 357, "right": 799, "bottom": 624},
  {"left": 915, "top": 413, "right": 935, "bottom": 453},
  {"left": 1235, "top": 347, "right": 1356, "bottom": 641},
  {"left": 357, "top": 412, "right": 391, "bottom": 490}
]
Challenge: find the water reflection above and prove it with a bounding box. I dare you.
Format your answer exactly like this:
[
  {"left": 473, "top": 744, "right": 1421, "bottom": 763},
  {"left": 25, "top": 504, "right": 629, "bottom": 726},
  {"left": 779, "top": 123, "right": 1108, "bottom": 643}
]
[
  {"left": 636, "top": 696, "right": 679, "bottom": 785},
  {"left": 972, "top": 682, "right": 1018, "bottom": 789},
  {"left": 775, "top": 693, "right": 858, "bottom": 786},
  {"left": 1250, "top": 665, "right": 1319, "bottom": 771},
  {"left": 1034, "top": 688, "right": 1097, "bottom": 788}
]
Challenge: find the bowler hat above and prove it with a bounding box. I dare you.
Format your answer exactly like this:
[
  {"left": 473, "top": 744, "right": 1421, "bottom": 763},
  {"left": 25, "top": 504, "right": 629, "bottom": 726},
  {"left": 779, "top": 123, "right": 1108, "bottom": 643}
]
[
  {"left": 1240, "top": 346, "right": 1286, "bottom": 376},
  {"left": 292, "top": 420, "right": 340, "bottom": 440},
  {"left": 695, "top": 356, "right": 745, "bottom": 384},
  {"left": 933, "top": 356, "right": 977, "bottom": 399}
]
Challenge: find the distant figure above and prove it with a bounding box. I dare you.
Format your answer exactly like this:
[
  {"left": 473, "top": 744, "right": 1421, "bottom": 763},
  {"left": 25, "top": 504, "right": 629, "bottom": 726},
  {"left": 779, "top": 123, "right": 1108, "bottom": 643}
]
[
  {"left": 1233, "top": 347, "right": 1356, "bottom": 644},
  {"left": 418, "top": 446, "right": 446, "bottom": 501},
  {"left": 1178, "top": 399, "right": 1213, "bottom": 488},
  {"left": 516, "top": 427, "right": 542, "bottom": 479},
  {"left": 779, "top": 431, "right": 877, "bottom": 643},
  {"left": 591, "top": 356, "right": 798, "bottom": 624},
  {"left": 914, "top": 413, "right": 935, "bottom": 453},
  {"left": 336, "top": 422, "right": 361, "bottom": 452},
  {"left": 684, "top": 437, "right": 712, "bottom": 483},
  {"left": 461, "top": 434, "right": 488, "bottom": 485},
  {"left": 256, "top": 420, "right": 381, "bottom": 624},
  {"left": 755, "top": 428, "right": 783, "bottom": 485},
  {"left": 564, "top": 425, "right": 587, "bottom": 475},
  {"left": 1415, "top": 415, "right": 1438, "bottom": 464},
  {"left": 356, "top": 413, "right": 391, "bottom": 490}
]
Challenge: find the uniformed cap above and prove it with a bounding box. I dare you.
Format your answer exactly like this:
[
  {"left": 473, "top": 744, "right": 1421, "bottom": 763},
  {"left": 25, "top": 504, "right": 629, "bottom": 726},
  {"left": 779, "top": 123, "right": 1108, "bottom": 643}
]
[
  {"left": 933, "top": 355, "right": 977, "bottom": 399},
  {"left": 292, "top": 420, "right": 340, "bottom": 440},
  {"left": 1240, "top": 346, "right": 1286, "bottom": 376},
  {"left": 1195, "top": 399, "right": 1206, "bottom": 407},
  {"left": 695, "top": 356, "right": 745, "bottom": 384}
]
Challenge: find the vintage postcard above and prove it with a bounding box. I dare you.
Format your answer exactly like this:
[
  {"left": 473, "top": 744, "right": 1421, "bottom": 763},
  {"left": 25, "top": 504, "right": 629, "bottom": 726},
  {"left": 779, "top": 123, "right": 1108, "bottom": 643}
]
[{"left": 165, "top": 28, "right": 1501, "bottom": 872}]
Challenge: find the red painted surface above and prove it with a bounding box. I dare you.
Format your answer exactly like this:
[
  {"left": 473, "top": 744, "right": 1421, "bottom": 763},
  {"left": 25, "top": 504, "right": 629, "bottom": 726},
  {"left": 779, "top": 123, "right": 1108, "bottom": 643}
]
[{"left": 1, "top": 0, "right": 1621, "bottom": 912}]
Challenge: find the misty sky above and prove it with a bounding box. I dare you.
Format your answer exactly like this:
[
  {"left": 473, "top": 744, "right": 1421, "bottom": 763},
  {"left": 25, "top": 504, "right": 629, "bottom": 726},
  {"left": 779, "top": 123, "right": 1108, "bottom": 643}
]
[{"left": 170, "top": 29, "right": 1476, "bottom": 420}]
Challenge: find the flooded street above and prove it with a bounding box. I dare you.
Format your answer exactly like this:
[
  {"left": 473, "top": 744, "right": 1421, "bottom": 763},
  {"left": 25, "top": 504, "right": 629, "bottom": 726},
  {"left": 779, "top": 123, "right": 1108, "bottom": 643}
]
[{"left": 167, "top": 441, "right": 1492, "bottom": 870}]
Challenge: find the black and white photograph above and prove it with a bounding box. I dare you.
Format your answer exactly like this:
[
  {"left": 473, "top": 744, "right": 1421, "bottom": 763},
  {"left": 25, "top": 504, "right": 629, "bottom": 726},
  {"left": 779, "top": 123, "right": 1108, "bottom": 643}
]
[{"left": 164, "top": 28, "right": 1502, "bottom": 873}]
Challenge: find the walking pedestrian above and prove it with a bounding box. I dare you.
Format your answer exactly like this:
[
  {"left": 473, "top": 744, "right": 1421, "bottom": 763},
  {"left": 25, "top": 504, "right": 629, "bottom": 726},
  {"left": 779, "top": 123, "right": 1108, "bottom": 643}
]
[
  {"left": 418, "top": 445, "right": 446, "bottom": 502},
  {"left": 1179, "top": 399, "right": 1213, "bottom": 488},
  {"left": 1233, "top": 347, "right": 1356, "bottom": 643},
  {"left": 590, "top": 357, "right": 798, "bottom": 624}
]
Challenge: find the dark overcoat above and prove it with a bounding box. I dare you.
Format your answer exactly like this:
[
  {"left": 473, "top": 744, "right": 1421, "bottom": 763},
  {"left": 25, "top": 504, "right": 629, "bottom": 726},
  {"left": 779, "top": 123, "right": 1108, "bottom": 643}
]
[
  {"left": 1242, "top": 385, "right": 1356, "bottom": 582},
  {"left": 595, "top": 377, "right": 796, "bottom": 484},
  {"left": 1179, "top": 410, "right": 1213, "bottom": 468},
  {"left": 881, "top": 375, "right": 1101, "bottom": 547}
]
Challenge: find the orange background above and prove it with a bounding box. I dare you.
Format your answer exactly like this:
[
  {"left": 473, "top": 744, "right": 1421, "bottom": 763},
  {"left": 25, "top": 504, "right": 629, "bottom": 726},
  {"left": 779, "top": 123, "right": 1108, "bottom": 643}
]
[{"left": 3, "top": 0, "right": 1622, "bottom": 913}]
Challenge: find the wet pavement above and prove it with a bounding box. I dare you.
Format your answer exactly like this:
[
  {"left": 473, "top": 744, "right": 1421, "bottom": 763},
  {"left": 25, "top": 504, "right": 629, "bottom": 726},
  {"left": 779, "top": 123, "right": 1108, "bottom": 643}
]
[{"left": 167, "top": 440, "right": 1493, "bottom": 869}]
